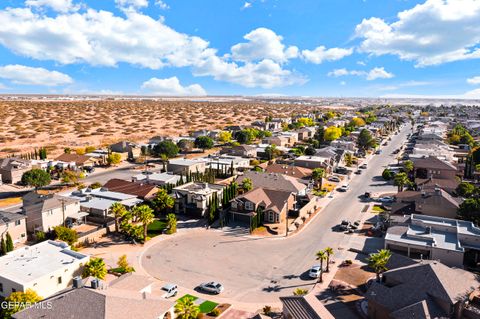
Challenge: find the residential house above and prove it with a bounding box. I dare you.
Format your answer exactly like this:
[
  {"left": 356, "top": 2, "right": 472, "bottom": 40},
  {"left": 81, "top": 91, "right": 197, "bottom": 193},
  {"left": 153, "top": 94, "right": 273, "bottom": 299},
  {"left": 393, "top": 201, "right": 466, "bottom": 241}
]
[
  {"left": 263, "top": 135, "right": 290, "bottom": 147},
  {"left": 236, "top": 171, "right": 307, "bottom": 197},
  {"left": 295, "top": 156, "right": 333, "bottom": 173},
  {"left": 132, "top": 172, "right": 182, "bottom": 187},
  {"left": 13, "top": 274, "right": 175, "bottom": 319},
  {"left": 366, "top": 260, "right": 479, "bottom": 319},
  {"left": 172, "top": 182, "right": 224, "bottom": 217},
  {"left": 412, "top": 156, "right": 459, "bottom": 194},
  {"left": 385, "top": 214, "right": 480, "bottom": 267},
  {"left": 0, "top": 240, "right": 89, "bottom": 298},
  {"left": 392, "top": 188, "right": 461, "bottom": 219},
  {"left": 0, "top": 211, "right": 27, "bottom": 246},
  {"left": 230, "top": 187, "right": 295, "bottom": 224},
  {"left": 295, "top": 127, "right": 316, "bottom": 141},
  {"left": 0, "top": 158, "right": 32, "bottom": 184},
  {"left": 167, "top": 158, "right": 206, "bottom": 175},
  {"left": 148, "top": 135, "right": 170, "bottom": 144},
  {"left": 280, "top": 294, "right": 334, "bottom": 319},
  {"left": 264, "top": 164, "right": 313, "bottom": 181},
  {"left": 109, "top": 141, "right": 141, "bottom": 161},
  {"left": 103, "top": 178, "right": 158, "bottom": 200},
  {"left": 220, "top": 145, "right": 257, "bottom": 158},
  {"left": 55, "top": 153, "right": 99, "bottom": 169},
  {"left": 204, "top": 155, "right": 250, "bottom": 173},
  {"left": 22, "top": 192, "right": 82, "bottom": 233},
  {"left": 330, "top": 139, "right": 356, "bottom": 152}
]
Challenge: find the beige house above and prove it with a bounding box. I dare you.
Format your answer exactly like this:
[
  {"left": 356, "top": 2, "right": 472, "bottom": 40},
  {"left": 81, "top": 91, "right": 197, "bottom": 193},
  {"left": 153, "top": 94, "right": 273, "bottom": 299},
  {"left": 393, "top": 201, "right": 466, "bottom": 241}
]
[
  {"left": 0, "top": 211, "right": 27, "bottom": 246},
  {"left": 0, "top": 240, "right": 89, "bottom": 298},
  {"left": 167, "top": 158, "right": 206, "bottom": 175},
  {"left": 0, "top": 158, "right": 32, "bottom": 184},
  {"left": 172, "top": 182, "right": 224, "bottom": 217},
  {"left": 392, "top": 188, "right": 460, "bottom": 219},
  {"left": 22, "top": 192, "right": 81, "bottom": 233}
]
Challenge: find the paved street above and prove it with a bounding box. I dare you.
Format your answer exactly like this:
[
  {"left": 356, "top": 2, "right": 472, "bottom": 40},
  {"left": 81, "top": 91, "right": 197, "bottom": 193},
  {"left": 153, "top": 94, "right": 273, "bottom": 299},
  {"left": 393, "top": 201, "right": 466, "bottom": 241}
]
[{"left": 140, "top": 124, "right": 411, "bottom": 304}]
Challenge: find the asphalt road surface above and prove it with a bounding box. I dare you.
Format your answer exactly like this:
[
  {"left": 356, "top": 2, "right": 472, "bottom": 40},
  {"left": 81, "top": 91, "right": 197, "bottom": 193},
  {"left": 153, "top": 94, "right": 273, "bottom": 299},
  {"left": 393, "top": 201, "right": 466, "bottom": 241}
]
[{"left": 141, "top": 124, "right": 412, "bottom": 303}]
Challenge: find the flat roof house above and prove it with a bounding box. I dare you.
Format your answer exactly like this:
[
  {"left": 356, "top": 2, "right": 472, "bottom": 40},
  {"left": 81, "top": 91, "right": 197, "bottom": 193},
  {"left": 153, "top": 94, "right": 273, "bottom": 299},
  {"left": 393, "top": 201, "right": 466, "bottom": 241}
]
[
  {"left": 132, "top": 172, "right": 182, "bottom": 187},
  {"left": 0, "top": 211, "right": 27, "bottom": 247},
  {"left": 167, "top": 158, "right": 206, "bottom": 175},
  {"left": 0, "top": 240, "right": 89, "bottom": 298},
  {"left": 385, "top": 214, "right": 480, "bottom": 267}
]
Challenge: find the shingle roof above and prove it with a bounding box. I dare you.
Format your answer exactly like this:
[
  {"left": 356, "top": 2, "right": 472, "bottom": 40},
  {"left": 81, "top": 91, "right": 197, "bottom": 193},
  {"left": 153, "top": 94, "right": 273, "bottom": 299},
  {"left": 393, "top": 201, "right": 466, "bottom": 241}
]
[
  {"left": 103, "top": 179, "right": 158, "bottom": 199},
  {"left": 55, "top": 153, "right": 94, "bottom": 165},
  {"left": 412, "top": 156, "right": 457, "bottom": 171},
  {"left": 0, "top": 210, "right": 26, "bottom": 225},
  {"left": 235, "top": 187, "right": 293, "bottom": 214},
  {"left": 237, "top": 171, "right": 306, "bottom": 193},
  {"left": 264, "top": 164, "right": 313, "bottom": 179},
  {"left": 280, "top": 294, "right": 334, "bottom": 319}
]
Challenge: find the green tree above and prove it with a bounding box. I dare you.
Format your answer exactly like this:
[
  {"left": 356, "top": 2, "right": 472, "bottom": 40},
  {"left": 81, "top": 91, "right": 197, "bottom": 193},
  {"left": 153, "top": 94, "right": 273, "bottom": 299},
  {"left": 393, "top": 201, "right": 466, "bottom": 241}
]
[
  {"left": 394, "top": 172, "right": 409, "bottom": 192},
  {"left": 21, "top": 169, "right": 51, "bottom": 190},
  {"left": 160, "top": 153, "right": 168, "bottom": 171},
  {"left": 324, "top": 247, "right": 334, "bottom": 273},
  {"left": 368, "top": 249, "right": 392, "bottom": 282},
  {"left": 117, "top": 254, "right": 135, "bottom": 273},
  {"left": 5, "top": 232, "right": 14, "bottom": 252},
  {"left": 324, "top": 126, "right": 342, "bottom": 142},
  {"left": 90, "top": 182, "right": 102, "bottom": 189},
  {"left": 53, "top": 226, "right": 78, "bottom": 246},
  {"left": 0, "top": 237, "right": 7, "bottom": 256},
  {"left": 153, "top": 140, "right": 179, "bottom": 158},
  {"left": 350, "top": 117, "right": 366, "bottom": 127},
  {"left": 61, "top": 170, "right": 84, "bottom": 185},
  {"left": 132, "top": 205, "right": 155, "bottom": 241},
  {"left": 344, "top": 153, "right": 353, "bottom": 167},
  {"left": 241, "top": 178, "right": 253, "bottom": 192},
  {"left": 315, "top": 126, "right": 325, "bottom": 145},
  {"left": 2, "top": 289, "right": 42, "bottom": 318},
  {"left": 457, "top": 182, "right": 475, "bottom": 198},
  {"left": 174, "top": 296, "right": 200, "bottom": 319},
  {"left": 110, "top": 202, "right": 127, "bottom": 233},
  {"left": 82, "top": 257, "right": 107, "bottom": 279},
  {"left": 107, "top": 152, "right": 122, "bottom": 165},
  {"left": 403, "top": 160, "right": 414, "bottom": 173},
  {"left": 151, "top": 189, "right": 175, "bottom": 215},
  {"left": 166, "top": 213, "right": 177, "bottom": 234},
  {"left": 458, "top": 198, "right": 480, "bottom": 224},
  {"left": 382, "top": 168, "right": 393, "bottom": 180},
  {"left": 357, "top": 129, "right": 375, "bottom": 150},
  {"left": 194, "top": 136, "right": 214, "bottom": 151},
  {"left": 312, "top": 168, "right": 325, "bottom": 189},
  {"left": 265, "top": 144, "right": 281, "bottom": 160},
  {"left": 316, "top": 250, "right": 327, "bottom": 283}
]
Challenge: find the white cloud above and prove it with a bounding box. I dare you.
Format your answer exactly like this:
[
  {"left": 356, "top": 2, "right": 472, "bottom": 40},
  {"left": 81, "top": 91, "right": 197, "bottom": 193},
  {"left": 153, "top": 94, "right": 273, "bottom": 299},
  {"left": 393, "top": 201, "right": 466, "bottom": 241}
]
[
  {"left": 115, "top": 0, "right": 149, "bottom": 9},
  {"left": 155, "top": 0, "right": 169, "bottom": 10},
  {"left": 355, "top": 0, "right": 480, "bottom": 67},
  {"left": 193, "top": 57, "right": 306, "bottom": 89},
  {"left": 0, "top": 64, "right": 73, "bottom": 86},
  {"left": 467, "top": 76, "right": 480, "bottom": 85},
  {"left": 25, "top": 0, "right": 79, "bottom": 13},
  {"left": 243, "top": 2, "right": 252, "bottom": 9},
  {"left": 340, "top": 81, "right": 346, "bottom": 86},
  {"left": 301, "top": 46, "right": 353, "bottom": 64},
  {"left": 231, "top": 28, "right": 298, "bottom": 63},
  {"left": 328, "top": 67, "right": 394, "bottom": 81},
  {"left": 141, "top": 76, "right": 206, "bottom": 96},
  {"left": 366, "top": 67, "right": 394, "bottom": 80},
  {"left": 382, "top": 88, "right": 480, "bottom": 99}
]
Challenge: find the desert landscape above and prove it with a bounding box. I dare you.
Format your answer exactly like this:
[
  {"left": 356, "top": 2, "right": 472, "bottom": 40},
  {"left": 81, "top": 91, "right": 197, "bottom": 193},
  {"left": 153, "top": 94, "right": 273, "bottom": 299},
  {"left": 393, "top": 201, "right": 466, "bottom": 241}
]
[{"left": 0, "top": 99, "right": 339, "bottom": 157}]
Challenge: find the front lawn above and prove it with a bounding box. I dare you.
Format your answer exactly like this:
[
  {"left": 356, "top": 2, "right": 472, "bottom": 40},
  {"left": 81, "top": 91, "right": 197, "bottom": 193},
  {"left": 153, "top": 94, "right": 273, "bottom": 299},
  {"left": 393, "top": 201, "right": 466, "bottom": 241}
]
[
  {"left": 372, "top": 205, "right": 386, "bottom": 213},
  {"left": 147, "top": 220, "right": 167, "bottom": 237},
  {"left": 199, "top": 300, "right": 218, "bottom": 313}
]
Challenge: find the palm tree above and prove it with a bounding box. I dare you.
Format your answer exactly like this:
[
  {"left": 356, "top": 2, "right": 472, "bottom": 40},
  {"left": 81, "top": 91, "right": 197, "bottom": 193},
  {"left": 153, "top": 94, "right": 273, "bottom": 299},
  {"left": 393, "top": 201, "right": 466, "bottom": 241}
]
[
  {"left": 151, "top": 189, "right": 174, "bottom": 216},
  {"left": 82, "top": 257, "right": 107, "bottom": 279},
  {"left": 160, "top": 154, "right": 168, "bottom": 172},
  {"left": 324, "top": 247, "right": 334, "bottom": 273},
  {"left": 174, "top": 296, "right": 200, "bottom": 319},
  {"left": 367, "top": 249, "right": 392, "bottom": 282},
  {"left": 293, "top": 288, "right": 309, "bottom": 296},
  {"left": 394, "top": 172, "right": 409, "bottom": 192},
  {"left": 110, "top": 202, "right": 127, "bottom": 233},
  {"left": 316, "top": 250, "right": 327, "bottom": 283},
  {"left": 132, "top": 205, "right": 155, "bottom": 241}
]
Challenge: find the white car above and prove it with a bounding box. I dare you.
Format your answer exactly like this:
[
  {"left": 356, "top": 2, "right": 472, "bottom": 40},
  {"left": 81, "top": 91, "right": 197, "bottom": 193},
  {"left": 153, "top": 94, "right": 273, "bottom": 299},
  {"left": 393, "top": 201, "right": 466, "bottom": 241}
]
[
  {"left": 379, "top": 196, "right": 394, "bottom": 203},
  {"left": 328, "top": 176, "right": 341, "bottom": 182},
  {"left": 339, "top": 184, "right": 349, "bottom": 192},
  {"left": 309, "top": 265, "right": 321, "bottom": 279},
  {"left": 161, "top": 283, "right": 178, "bottom": 298},
  {"left": 199, "top": 282, "right": 224, "bottom": 294}
]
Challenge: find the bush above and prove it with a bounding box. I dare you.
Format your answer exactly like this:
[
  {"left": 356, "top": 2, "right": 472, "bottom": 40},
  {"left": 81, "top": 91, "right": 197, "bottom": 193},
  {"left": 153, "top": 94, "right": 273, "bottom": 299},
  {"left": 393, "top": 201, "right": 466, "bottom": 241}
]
[
  {"left": 53, "top": 226, "right": 78, "bottom": 246},
  {"left": 382, "top": 168, "right": 393, "bottom": 180},
  {"left": 35, "top": 231, "right": 47, "bottom": 243},
  {"left": 263, "top": 305, "right": 272, "bottom": 315},
  {"left": 208, "top": 309, "right": 220, "bottom": 317}
]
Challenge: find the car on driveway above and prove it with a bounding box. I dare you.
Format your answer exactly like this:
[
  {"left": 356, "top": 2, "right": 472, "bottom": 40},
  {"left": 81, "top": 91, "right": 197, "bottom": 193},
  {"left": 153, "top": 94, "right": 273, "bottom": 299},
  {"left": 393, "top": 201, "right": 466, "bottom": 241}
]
[
  {"left": 359, "top": 163, "right": 367, "bottom": 169},
  {"left": 355, "top": 170, "right": 362, "bottom": 175},
  {"left": 375, "top": 150, "right": 382, "bottom": 155},
  {"left": 379, "top": 196, "right": 394, "bottom": 203},
  {"left": 198, "top": 282, "right": 224, "bottom": 294},
  {"left": 161, "top": 283, "right": 178, "bottom": 298},
  {"left": 338, "top": 184, "right": 349, "bottom": 192},
  {"left": 309, "top": 265, "right": 321, "bottom": 279},
  {"left": 328, "top": 176, "right": 341, "bottom": 182}
]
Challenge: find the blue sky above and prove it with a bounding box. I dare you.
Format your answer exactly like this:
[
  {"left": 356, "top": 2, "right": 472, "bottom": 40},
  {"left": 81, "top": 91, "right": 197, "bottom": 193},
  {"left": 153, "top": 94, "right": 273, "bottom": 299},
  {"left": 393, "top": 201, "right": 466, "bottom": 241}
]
[{"left": 0, "top": 0, "right": 480, "bottom": 98}]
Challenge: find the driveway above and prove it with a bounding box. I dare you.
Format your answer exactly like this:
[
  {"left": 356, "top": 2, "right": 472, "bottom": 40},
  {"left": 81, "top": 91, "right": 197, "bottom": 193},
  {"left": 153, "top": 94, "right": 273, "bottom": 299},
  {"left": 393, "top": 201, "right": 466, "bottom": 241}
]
[{"left": 140, "top": 124, "right": 411, "bottom": 304}]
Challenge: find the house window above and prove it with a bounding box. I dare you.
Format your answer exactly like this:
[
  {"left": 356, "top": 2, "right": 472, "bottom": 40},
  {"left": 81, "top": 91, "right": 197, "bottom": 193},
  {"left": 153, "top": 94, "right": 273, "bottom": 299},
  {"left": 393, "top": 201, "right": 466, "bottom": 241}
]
[
  {"left": 245, "top": 202, "right": 253, "bottom": 211},
  {"left": 231, "top": 202, "right": 237, "bottom": 209},
  {"left": 58, "top": 277, "right": 62, "bottom": 284},
  {"left": 15, "top": 220, "right": 21, "bottom": 226}
]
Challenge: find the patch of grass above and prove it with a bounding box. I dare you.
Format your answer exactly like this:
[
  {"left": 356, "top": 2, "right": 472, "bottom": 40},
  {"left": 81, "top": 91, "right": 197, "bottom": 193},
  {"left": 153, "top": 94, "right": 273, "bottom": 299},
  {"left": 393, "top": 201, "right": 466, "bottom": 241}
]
[
  {"left": 177, "top": 294, "right": 198, "bottom": 303},
  {"left": 147, "top": 220, "right": 167, "bottom": 237},
  {"left": 199, "top": 300, "right": 218, "bottom": 313},
  {"left": 372, "top": 205, "right": 385, "bottom": 213}
]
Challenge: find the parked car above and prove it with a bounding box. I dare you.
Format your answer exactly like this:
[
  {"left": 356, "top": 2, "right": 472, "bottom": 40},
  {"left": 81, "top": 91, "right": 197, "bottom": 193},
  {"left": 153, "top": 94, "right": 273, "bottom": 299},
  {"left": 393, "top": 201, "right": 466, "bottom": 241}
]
[
  {"left": 375, "top": 150, "right": 382, "bottom": 155},
  {"left": 379, "top": 196, "right": 394, "bottom": 203},
  {"left": 359, "top": 164, "right": 367, "bottom": 169},
  {"left": 338, "top": 184, "right": 349, "bottom": 192},
  {"left": 198, "top": 282, "right": 224, "bottom": 294},
  {"left": 355, "top": 170, "right": 362, "bottom": 175},
  {"left": 328, "top": 176, "right": 341, "bottom": 182},
  {"left": 334, "top": 167, "right": 348, "bottom": 175},
  {"left": 363, "top": 192, "right": 371, "bottom": 199},
  {"left": 161, "top": 284, "right": 178, "bottom": 298},
  {"left": 309, "top": 265, "right": 321, "bottom": 279}
]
